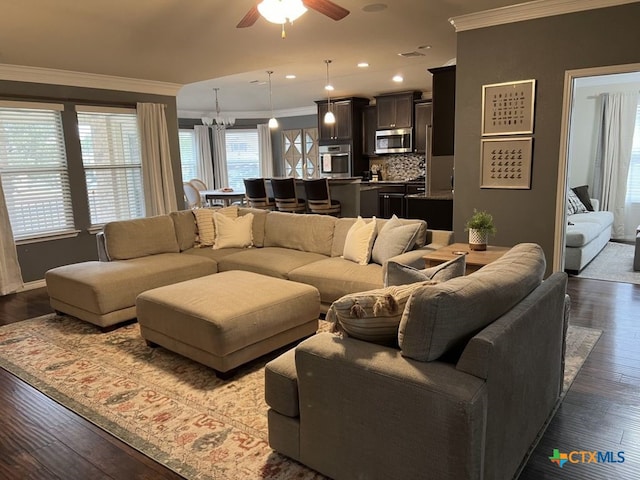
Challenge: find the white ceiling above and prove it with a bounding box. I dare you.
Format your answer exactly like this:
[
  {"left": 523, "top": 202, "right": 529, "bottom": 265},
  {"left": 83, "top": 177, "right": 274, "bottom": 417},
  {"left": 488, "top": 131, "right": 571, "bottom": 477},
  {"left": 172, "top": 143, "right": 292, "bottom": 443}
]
[{"left": 0, "top": 0, "right": 524, "bottom": 119}]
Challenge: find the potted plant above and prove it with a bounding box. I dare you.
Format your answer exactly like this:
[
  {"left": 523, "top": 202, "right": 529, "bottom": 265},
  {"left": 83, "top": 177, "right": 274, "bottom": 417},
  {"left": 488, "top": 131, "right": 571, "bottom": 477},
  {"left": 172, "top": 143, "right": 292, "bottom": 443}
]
[{"left": 464, "top": 209, "right": 496, "bottom": 251}]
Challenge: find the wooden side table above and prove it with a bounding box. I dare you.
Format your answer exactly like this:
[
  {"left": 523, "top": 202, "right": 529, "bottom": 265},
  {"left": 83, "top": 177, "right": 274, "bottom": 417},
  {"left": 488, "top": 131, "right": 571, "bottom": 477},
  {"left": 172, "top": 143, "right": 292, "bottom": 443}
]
[{"left": 423, "top": 242, "right": 511, "bottom": 275}]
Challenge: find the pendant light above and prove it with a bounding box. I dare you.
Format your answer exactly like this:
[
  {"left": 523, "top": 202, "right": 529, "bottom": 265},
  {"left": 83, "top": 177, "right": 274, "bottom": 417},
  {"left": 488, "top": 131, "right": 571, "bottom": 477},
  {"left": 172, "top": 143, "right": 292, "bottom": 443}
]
[
  {"left": 324, "top": 60, "right": 335, "bottom": 125},
  {"left": 267, "top": 71, "right": 278, "bottom": 129}
]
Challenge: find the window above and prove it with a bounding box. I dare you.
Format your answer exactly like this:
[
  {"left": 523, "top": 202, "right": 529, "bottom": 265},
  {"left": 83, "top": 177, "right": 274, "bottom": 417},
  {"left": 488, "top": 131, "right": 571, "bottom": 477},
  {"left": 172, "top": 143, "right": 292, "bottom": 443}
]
[
  {"left": 0, "top": 101, "right": 75, "bottom": 241},
  {"left": 225, "top": 129, "right": 259, "bottom": 191},
  {"left": 178, "top": 129, "right": 198, "bottom": 182},
  {"left": 626, "top": 101, "right": 640, "bottom": 203},
  {"left": 77, "top": 106, "right": 144, "bottom": 226}
]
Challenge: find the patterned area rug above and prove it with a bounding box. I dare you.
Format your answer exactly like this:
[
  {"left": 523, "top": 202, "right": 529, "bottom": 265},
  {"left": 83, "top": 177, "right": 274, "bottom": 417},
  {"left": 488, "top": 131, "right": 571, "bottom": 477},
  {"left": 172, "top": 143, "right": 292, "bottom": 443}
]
[
  {"left": 0, "top": 314, "right": 600, "bottom": 480},
  {"left": 575, "top": 241, "right": 640, "bottom": 285}
]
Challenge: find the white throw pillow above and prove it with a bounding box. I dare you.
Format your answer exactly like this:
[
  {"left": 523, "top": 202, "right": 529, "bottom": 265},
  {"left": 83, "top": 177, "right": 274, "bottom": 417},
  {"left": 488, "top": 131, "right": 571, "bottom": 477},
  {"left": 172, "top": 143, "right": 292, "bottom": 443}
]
[
  {"left": 213, "top": 212, "right": 254, "bottom": 249},
  {"left": 342, "top": 216, "right": 377, "bottom": 265},
  {"left": 194, "top": 206, "right": 238, "bottom": 246},
  {"left": 371, "top": 215, "right": 422, "bottom": 265}
]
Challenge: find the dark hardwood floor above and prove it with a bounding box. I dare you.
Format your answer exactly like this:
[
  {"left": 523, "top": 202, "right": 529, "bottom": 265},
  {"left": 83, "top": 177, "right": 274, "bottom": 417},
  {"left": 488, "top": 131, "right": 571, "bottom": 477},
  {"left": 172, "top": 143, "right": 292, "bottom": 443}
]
[{"left": 1, "top": 278, "right": 639, "bottom": 479}]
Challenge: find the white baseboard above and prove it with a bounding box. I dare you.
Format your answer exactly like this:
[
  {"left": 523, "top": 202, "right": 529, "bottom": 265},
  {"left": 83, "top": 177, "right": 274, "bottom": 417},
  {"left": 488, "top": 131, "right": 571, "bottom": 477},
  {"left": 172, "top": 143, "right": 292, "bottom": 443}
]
[{"left": 18, "top": 279, "right": 47, "bottom": 292}]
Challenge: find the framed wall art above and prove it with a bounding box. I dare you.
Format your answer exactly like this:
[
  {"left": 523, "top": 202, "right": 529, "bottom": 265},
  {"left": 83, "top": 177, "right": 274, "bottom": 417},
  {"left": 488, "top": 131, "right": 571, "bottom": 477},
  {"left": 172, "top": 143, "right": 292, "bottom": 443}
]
[
  {"left": 482, "top": 79, "right": 536, "bottom": 136},
  {"left": 480, "top": 137, "right": 533, "bottom": 189}
]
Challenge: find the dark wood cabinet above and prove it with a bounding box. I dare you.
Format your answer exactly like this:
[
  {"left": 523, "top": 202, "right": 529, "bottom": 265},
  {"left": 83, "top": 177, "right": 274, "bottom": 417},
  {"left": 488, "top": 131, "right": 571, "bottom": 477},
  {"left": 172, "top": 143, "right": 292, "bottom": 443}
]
[
  {"left": 316, "top": 97, "right": 368, "bottom": 144},
  {"left": 362, "top": 105, "right": 377, "bottom": 156},
  {"left": 428, "top": 66, "right": 456, "bottom": 156},
  {"left": 414, "top": 101, "right": 432, "bottom": 154},
  {"left": 375, "top": 92, "right": 420, "bottom": 130}
]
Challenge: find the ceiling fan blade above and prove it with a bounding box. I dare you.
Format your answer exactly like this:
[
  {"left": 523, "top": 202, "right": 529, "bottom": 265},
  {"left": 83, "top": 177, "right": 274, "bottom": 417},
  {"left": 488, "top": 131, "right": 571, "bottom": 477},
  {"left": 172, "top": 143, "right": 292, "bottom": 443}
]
[
  {"left": 237, "top": 5, "right": 260, "bottom": 28},
  {"left": 303, "top": 0, "right": 350, "bottom": 21}
]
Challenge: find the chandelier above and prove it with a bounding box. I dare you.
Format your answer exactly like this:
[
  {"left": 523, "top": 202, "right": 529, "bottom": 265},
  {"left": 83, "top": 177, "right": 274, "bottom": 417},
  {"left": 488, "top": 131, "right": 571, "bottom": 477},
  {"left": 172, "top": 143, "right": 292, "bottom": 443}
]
[{"left": 201, "top": 88, "right": 235, "bottom": 127}]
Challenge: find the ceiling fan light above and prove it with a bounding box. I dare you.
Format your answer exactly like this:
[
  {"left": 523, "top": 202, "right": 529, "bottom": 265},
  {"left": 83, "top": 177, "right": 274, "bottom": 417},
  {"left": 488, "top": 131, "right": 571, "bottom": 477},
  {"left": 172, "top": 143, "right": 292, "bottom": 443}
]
[
  {"left": 258, "top": 0, "right": 307, "bottom": 24},
  {"left": 324, "top": 110, "right": 336, "bottom": 124}
]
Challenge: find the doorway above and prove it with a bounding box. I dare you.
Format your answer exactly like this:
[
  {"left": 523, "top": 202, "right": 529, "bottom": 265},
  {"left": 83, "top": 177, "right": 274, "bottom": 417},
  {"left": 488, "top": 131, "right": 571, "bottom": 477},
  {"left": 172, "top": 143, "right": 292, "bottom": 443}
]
[{"left": 555, "top": 63, "right": 640, "bottom": 276}]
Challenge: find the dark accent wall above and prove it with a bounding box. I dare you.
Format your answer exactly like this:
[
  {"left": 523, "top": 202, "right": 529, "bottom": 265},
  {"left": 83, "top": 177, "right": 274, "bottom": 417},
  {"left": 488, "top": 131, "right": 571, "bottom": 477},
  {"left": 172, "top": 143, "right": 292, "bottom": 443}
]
[
  {"left": 454, "top": 3, "right": 640, "bottom": 274},
  {"left": 0, "top": 80, "right": 180, "bottom": 282}
]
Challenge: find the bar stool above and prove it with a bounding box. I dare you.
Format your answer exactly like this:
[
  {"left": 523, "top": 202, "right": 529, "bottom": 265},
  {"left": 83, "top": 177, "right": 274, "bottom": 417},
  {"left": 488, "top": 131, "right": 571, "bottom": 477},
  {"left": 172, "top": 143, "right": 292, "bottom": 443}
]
[
  {"left": 243, "top": 178, "right": 275, "bottom": 210},
  {"left": 270, "top": 178, "right": 306, "bottom": 213},
  {"left": 303, "top": 178, "right": 341, "bottom": 216}
]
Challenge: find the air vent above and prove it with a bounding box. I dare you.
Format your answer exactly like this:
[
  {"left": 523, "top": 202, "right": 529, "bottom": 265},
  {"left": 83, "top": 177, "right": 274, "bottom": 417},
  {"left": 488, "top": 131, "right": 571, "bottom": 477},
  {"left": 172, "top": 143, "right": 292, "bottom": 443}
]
[{"left": 398, "top": 51, "right": 426, "bottom": 58}]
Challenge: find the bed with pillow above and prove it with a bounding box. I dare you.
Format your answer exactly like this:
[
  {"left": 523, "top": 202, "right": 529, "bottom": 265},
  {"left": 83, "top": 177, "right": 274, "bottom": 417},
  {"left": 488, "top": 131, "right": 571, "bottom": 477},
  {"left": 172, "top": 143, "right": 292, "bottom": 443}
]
[{"left": 565, "top": 185, "right": 614, "bottom": 272}]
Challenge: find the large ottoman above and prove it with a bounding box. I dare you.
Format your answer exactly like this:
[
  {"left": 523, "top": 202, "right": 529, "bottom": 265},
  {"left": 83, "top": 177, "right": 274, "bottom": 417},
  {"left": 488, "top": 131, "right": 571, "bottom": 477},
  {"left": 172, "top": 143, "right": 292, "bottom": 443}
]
[{"left": 136, "top": 270, "right": 320, "bottom": 378}]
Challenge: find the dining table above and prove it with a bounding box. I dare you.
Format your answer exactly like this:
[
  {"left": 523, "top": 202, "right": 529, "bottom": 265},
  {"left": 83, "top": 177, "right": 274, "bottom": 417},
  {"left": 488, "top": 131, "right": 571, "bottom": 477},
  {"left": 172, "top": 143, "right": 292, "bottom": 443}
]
[{"left": 200, "top": 189, "right": 246, "bottom": 207}]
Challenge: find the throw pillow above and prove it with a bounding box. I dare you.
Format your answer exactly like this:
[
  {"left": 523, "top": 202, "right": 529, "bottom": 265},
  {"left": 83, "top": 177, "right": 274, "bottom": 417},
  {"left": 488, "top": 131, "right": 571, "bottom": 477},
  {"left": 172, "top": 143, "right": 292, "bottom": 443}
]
[
  {"left": 385, "top": 254, "right": 466, "bottom": 287},
  {"left": 194, "top": 206, "right": 238, "bottom": 246},
  {"left": 371, "top": 215, "right": 422, "bottom": 265},
  {"left": 571, "top": 185, "right": 594, "bottom": 211},
  {"left": 212, "top": 212, "right": 254, "bottom": 249},
  {"left": 567, "top": 189, "right": 588, "bottom": 215},
  {"left": 326, "top": 280, "right": 438, "bottom": 345},
  {"left": 342, "top": 216, "right": 377, "bottom": 265}
]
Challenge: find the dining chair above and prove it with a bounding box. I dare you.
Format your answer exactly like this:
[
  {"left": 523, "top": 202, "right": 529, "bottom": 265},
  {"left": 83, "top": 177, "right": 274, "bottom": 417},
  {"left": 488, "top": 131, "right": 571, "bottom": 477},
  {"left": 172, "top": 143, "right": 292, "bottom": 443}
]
[
  {"left": 183, "top": 182, "right": 202, "bottom": 209},
  {"left": 270, "top": 178, "right": 306, "bottom": 213},
  {"left": 243, "top": 178, "right": 275, "bottom": 210},
  {"left": 188, "top": 178, "right": 217, "bottom": 206},
  {"left": 303, "top": 178, "right": 341, "bottom": 216}
]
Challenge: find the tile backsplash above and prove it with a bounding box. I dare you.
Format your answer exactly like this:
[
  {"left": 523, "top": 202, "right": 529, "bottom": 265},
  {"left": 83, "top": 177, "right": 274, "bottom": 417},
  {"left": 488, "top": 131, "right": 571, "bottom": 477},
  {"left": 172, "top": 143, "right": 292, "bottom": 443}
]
[{"left": 369, "top": 154, "right": 426, "bottom": 181}]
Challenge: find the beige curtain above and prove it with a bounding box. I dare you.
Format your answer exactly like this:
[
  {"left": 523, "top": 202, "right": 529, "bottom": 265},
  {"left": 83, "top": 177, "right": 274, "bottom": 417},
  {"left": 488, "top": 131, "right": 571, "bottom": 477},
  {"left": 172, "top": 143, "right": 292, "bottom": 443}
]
[
  {"left": 137, "top": 103, "right": 178, "bottom": 216},
  {"left": 257, "top": 123, "right": 274, "bottom": 177},
  {"left": 593, "top": 92, "right": 639, "bottom": 239},
  {"left": 0, "top": 174, "right": 23, "bottom": 295},
  {"left": 212, "top": 126, "right": 229, "bottom": 189},
  {"left": 194, "top": 125, "right": 215, "bottom": 188}
]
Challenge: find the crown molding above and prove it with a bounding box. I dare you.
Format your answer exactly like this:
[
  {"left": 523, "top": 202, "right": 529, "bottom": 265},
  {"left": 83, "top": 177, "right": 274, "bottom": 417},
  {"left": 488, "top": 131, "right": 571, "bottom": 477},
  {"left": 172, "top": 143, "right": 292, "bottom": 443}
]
[
  {"left": 0, "top": 63, "right": 182, "bottom": 96},
  {"left": 449, "top": 0, "right": 639, "bottom": 32},
  {"left": 178, "top": 105, "right": 317, "bottom": 120}
]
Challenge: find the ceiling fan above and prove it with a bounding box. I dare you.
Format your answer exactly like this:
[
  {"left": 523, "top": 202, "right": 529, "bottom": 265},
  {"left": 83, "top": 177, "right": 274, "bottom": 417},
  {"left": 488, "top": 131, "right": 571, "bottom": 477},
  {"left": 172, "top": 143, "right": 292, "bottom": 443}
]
[{"left": 237, "top": 0, "right": 350, "bottom": 29}]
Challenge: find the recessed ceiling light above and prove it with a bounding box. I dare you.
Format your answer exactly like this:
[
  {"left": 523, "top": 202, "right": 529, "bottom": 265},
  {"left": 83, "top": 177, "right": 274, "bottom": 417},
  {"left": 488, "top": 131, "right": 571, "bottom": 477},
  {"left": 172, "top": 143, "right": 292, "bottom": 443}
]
[
  {"left": 362, "top": 3, "right": 388, "bottom": 13},
  {"left": 325, "top": 84, "right": 334, "bottom": 91},
  {"left": 392, "top": 75, "right": 403, "bottom": 83},
  {"left": 418, "top": 45, "right": 432, "bottom": 50},
  {"left": 285, "top": 74, "right": 296, "bottom": 79},
  {"left": 357, "top": 62, "right": 369, "bottom": 68}
]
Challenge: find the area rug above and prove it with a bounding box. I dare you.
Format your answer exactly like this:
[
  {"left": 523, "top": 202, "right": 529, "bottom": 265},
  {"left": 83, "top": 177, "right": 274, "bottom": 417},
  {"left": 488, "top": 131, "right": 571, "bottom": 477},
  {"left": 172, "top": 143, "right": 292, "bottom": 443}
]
[
  {"left": 0, "top": 314, "right": 601, "bottom": 480},
  {"left": 576, "top": 241, "right": 640, "bottom": 285}
]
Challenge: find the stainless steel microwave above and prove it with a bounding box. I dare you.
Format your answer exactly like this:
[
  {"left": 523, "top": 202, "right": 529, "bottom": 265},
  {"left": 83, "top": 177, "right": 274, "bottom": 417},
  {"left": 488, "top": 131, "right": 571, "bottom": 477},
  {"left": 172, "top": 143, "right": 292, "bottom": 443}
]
[{"left": 375, "top": 128, "right": 413, "bottom": 154}]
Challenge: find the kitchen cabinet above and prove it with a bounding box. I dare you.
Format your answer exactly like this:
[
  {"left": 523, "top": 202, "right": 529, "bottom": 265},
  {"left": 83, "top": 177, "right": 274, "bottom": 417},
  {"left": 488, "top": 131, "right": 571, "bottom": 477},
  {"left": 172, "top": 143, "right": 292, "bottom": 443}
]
[
  {"left": 375, "top": 92, "right": 420, "bottom": 130},
  {"left": 362, "top": 105, "right": 377, "bottom": 156},
  {"left": 359, "top": 186, "right": 379, "bottom": 217},
  {"left": 414, "top": 101, "right": 432, "bottom": 154},
  {"left": 316, "top": 97, "right": 368, "bottom": 144},
  {"left": 428, "top": 66, "right": 456, "bottom": 156}
]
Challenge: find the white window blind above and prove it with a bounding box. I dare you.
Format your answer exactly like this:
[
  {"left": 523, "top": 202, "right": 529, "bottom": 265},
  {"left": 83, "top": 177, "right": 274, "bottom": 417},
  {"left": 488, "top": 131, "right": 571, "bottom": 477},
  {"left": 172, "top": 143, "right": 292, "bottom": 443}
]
[
  {"left": 77, "top": 107, "right": 144, "bottom": 226},
  {"left": 225, "top": 129, "right": 259, "bottom": 191},
  {"left": 178, "top": 129, "right": 198, "bottom": 182},
  {"left": 626, "top": 102, "right": 640, "bottom": 203},
  {"left": 0, "top": 102, "right": 75, "bottom": 241}
]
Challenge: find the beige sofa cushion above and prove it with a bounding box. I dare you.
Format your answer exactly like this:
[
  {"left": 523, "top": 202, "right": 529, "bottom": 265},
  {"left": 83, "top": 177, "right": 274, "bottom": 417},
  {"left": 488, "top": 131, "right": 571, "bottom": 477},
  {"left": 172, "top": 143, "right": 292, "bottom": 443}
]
[
  {"left": 104, "top": 215, "right": 179, "bottom": 260},
  {"left": 332, "top": 217, "right": 427, "bottom": 257},
  {"left": 170, "top": 210, "right": 197, "bottom": 252},
  {"left": 45, "top": 254, "right": 217, "bottom": 315},
  {"left": 217, "top": 247, "right": 328, "bottom": 279},
  {"left": 342, "top": 216, "right": 377, "bottom": 265},
  {"left": 213, "top": 212, "right": 254, "bottom": 249},
  {"left": 193, "top": 206, "right": 238, "bottom": 247},
  {"left": 399, "top": 243, "right": 546, "bottom": 362},
  {"left": 264, "top": 212, "right": 337, "bottom": 256},
  {"left": 239, "top": 207, "right": 269, "bottom": 247},
  {"left": 288, "top": 257, "right": 383, "bottom": 305}
]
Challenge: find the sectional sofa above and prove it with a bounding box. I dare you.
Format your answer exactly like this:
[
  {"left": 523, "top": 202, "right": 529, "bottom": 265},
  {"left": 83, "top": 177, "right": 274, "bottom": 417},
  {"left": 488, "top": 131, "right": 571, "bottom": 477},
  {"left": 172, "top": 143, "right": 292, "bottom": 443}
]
[
  {"left": 565, "top": 198, "right": 613, "bottom": 272},
  {"left": 45, "top": 207, "right": 453, "bottom": 328},
  {"left": 265, "top": 243, "right": 569, "bottom": 480}
]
